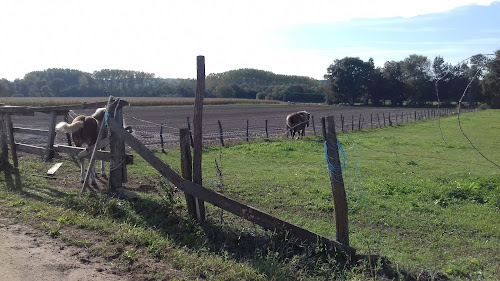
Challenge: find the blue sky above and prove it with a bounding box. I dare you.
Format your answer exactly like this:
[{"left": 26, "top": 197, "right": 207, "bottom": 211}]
[{"left": 1, "top": 0, "right": 499, "bottom": 81}]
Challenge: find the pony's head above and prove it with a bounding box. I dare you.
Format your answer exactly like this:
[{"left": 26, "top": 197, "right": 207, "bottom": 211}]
[{"left": 92, "top": 107, "right": 107, "bottom": 123}]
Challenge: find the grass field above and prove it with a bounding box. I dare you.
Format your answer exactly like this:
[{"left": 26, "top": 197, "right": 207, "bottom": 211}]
[{"left": 1, "top": 109, "right": 498, "bottom": 280}]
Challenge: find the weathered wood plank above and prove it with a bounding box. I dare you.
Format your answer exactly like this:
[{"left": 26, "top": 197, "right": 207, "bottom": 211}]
[
  {"left": 47, "top": 162, "right": 63, "bottom": 175},
  {"left": 13, "top": 127, "right": 49, "bottom": 136},
  {"left": 77, "top": 137, "right": 110, "bottom": 159},
  {"left": 15, "top": 143, "right": 133, "bottom": 164},
  {"left": 106, "top": 115, "right": 356, "bottom": 256}
]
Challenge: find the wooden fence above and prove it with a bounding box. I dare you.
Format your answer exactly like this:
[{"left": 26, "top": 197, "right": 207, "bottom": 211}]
[{"left": 0, "top": 102, "right": 133, "bottom": 189}]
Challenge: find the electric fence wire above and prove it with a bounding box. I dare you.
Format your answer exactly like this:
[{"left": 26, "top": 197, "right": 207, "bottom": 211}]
[{"left": 434, "top": 53, "right": 499, "bottom": 169}]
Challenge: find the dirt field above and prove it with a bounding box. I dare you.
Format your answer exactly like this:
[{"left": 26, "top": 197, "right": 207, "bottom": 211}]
[{"left": 10, "top": 104, "right": 437, "bottom": 149}]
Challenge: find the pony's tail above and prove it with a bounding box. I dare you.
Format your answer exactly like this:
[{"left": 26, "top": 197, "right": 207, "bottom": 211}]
[{"left": 55, "top": 121, "right": 83, "bottom": 133}]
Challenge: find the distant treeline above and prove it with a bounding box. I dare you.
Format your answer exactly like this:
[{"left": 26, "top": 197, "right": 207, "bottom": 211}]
[
  {"left": 1, "top": 50, "right": 499, "bottom": 108},
  {"left": 0, "top": 68, "right": 322, "bottom": 102}
]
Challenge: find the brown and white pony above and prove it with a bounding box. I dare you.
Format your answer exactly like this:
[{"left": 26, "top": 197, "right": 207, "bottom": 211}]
[
  {"left": 286, "top": 111, "right": 310, "bottom": 139},
  {"left": 55, "top": 108, "right": 107, "bottom": 185}
]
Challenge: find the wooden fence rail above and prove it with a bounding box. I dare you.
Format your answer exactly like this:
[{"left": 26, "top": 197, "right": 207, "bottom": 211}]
[{"left": 106, "top": 114, "right": 356, "bottom": 255}]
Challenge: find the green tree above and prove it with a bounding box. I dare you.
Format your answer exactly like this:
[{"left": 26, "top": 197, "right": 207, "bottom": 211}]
[
  {"left": 215, "top": 84, "right": 235, "bottom": 98},
  {"left": 325, "top": 57, "right": 374, "bottom": 105},
  {"left": 401, "top": 54, "right": 433, "bottom": 106},
  {"left": 481, "top": 50, "right": 500, "bottom": 108},
  {"left": 382, "top": 61, "right": 405, "bottom": 106}
]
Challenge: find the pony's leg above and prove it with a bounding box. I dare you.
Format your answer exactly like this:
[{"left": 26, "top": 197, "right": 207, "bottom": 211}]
[
  {"left": 100, "top": 160, "right": 106, "bottom": 178},
  {"left": 79, "top": 158, "right": 86, "bottom": 183},
  {"left": 89, "top": 161, "right": 97, "bottom": 185}
]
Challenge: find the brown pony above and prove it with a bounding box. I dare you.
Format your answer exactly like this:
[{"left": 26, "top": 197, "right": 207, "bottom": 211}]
[
  {"left": 56, "top": 108, "right": 107, "bottom": 185},
  {"left": 286, "top": 111, "right": 310, "bottom": 139}
]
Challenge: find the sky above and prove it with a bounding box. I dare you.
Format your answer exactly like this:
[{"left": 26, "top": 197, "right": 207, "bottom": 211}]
[{"left": 1, "top": 0, "right": 499, "bottom": 81}]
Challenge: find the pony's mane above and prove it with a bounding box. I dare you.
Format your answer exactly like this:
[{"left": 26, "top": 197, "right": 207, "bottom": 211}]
[{"left": 92, "top": 107, "right": 107, "bottom": 123}]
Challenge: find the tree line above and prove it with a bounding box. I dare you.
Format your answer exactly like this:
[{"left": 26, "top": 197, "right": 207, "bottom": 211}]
[
  {"left": 1, "top": 50, "right": 499, "bottom": 108},
  {"left": 324, "top": 50, "right": 500, "bottom": 108}
]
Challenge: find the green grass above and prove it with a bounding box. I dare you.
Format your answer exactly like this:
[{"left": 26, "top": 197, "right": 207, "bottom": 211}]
[
  {"left": 192, "top": 109, "right": 500, "bottom": 280},
  {"left": 1, "top": 109, "right": 499, "bottom": 280}
]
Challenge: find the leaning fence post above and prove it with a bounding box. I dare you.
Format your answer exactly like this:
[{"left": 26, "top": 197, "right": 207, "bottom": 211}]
[
  {"left": 193, "top": 55, "right": 206, "bottom": 223},
  {"left": 218, "top": 120, "right": 224, "bottom": 146},
  {"left": 180, "top": 128, "right": 198, "bottom": 219},
  {"left": 321, "top": 116, "right": 349, "bottom": 246},
  {"left": 186, "top": 117, "right": 194, "bottom": 148}
]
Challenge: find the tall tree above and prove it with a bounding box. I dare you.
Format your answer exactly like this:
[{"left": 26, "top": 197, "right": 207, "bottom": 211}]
[
  {"left": 401, "top": 54, "right": 433, "bottom": 106},
  {"left": 382, "top": 61, "right": 405, "bottom": 106},
  {"left": 481, "top": 50, "right": 500, "bottom": 108},
  {"left": 325, "top": 57, "right": 374, "bottom": 105}
]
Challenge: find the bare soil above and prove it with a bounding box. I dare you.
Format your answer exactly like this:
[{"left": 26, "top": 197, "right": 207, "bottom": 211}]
[
  {"left": 10, "top": 104, "right": 434, "bottom": 148},
  {"left": 0, "top": 217, "right": 126, "bottom": 281}
]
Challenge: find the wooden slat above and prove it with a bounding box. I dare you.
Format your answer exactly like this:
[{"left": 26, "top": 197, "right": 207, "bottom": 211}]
[
  {"left": 13, "top": 127, "right": 49, "bottom": 136},
  {"left": 15, "top": 143, "right": 133, "bottom": 164},
  {"left": 77, "top": 137, "right": 110, "bottom": 159},
  {"left": 106, "top": 115, "right": 356, "bottom": 256},
  {"left": 15, "top": 143, "right": 46, "bottom": 157},
  {"left": 47, "top": 162, "right": 63, "bottom": 175}
]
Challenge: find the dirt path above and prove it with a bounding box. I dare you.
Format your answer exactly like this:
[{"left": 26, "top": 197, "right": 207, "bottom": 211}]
[{"left": 0, "top": 218, "right": 126, "bottom": 281}]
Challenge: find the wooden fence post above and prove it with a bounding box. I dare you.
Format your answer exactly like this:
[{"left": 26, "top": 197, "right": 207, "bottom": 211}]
[
  {"left": 351, "top": 115, "right": 354, "bottom": 131},
  {"left": 45, "top": 111, "right": 57, "bottom": 161},
  {"left": 109, "top": 100, "right": 128, "bottom": 192},
  {"left": 246, "top": 120, "right": 249, "bottom": 142},
  {"left": 370, "top": 113, "right": 373, "bottom": 129},
  {"left": 383, "top": 112, "right": 386, "bottom": 127},
  {"left": 160, "top": 123, "right": 165, "bottom": 153},
  {"left": 4, "top": 113, "right": 18, "bottom": 168},
  {"left": 0, "top": 114, "right": 9, "bottom": 167},
  {"left": 377, "top": 113, "right": 381, "bottom": 128},
  {"left": 180, "top": 128, "right": 198, "bottom": 219},
  {"left": 311, "top": 115, "right": 316, "bottom": 135},
  {"left": 358, "top": 114, "right": 361, "bottom": 130},
  {"left": 265, "top": 120, "right": 269, "bottom": 139},
  {"left": 64, "top": 113, "right": 72, "bottom": 146},
  {"left": 193, "top": 55, "right": 206, "bottom": 223},
  {"left": 341, "top": 114, "right": 344, "bottom": 132},
  {"left": 321, "top": 116, "right": 349, "bottom": 246},
  {"left": 218, "top": 120, "right": 224, "bottom": 146}
]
